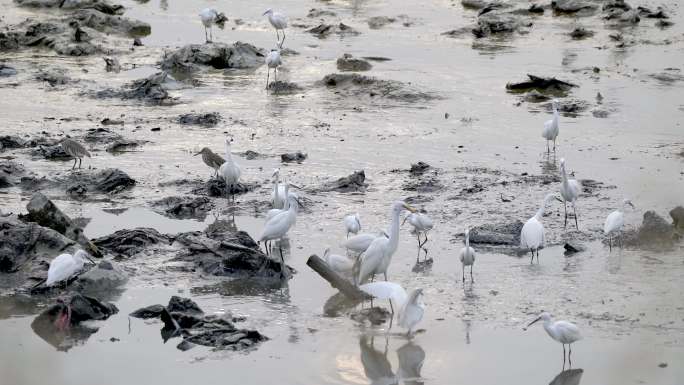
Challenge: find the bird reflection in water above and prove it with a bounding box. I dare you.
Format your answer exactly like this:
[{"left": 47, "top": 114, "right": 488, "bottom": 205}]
[
  {"left": 358, "top": 334, "right": 426, "bottom": 385},
  {"left": 396, "top": 341, "right": 425, "bottom": 385},
  {"left": 549, "top": 368, "right": 584, "bottom": 385}
]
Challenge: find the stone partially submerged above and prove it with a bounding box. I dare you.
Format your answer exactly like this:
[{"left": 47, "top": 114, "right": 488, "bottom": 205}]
[
  {"left": 337, "top": 53, "right": 372, "bottom": 72},
  {"left": 622, "top": 211, "right": 678, "bottom": 249},
  {"left": 94, "top": 72, "right": 176, "bottom": 103},
  {"left": 313, "top": 170, "right": 367, "bottom": 193},
  {"left": 506, "top": 74, "right": 577, "bottom": 96},
  {"left": 14, "top": 0, "right": 125, "bottom": 15},
  {"left": 321, "top": 73, "right": 438, "bottom": 103},
  {"left": 93, "top": 227, "right": 171, "bottom": 258},
  {"left": 307, "top": 23, "right": 360, "bottom": 38},
  {"left": 468, "top": 220, "right": 524, "bottom": 246},
  {"left": 161, "top": 42, "right": 266, "bottom": 73},
  {"left": 151, "top": 196, "right": 214, "bottom": 220},
  {"left": 178, "top": 112, "right": 222, "bottom": 127}
]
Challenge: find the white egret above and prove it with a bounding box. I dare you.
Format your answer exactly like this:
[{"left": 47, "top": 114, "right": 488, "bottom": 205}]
[
  {"left": 266, "top": 182, "right": 290, "bottom": 221},
  {"left": 218, "top": 137, "right": 241, "bottom": 200},
  {"left": 604, "top": 198, "right": 635, "bottom": 250},
  {"left": 258, "top": 192, "right": 301, "bottom": 274},
  {"left": 525, "top": 312, "right": 582, "bottom": 367},
  {"left": 342, "top": 231, "right": 388, "bottom": 254},
  {"left": 199, "top": 8, "right": 219, "bottom": 43},
  {"left": 403, "top": 212, "right": 433, "bottom": 262},
  {"left": 271, "top": 168, "right": 287, "bottom": 209},
  {"left": 360, "top": 282, "right": 425, "bottom": 336},
  {"left": 521, "top": 193, "right": 557, "bottom": 263},
  {"left": 60, "top": 138, "right": 90, "bottom": 170},
  {"left": 194, "top": 147, "right": 225, "bottom": 178},
  {"left": 559, "top": 158, "right": 581, "bottom": 230},
  {"left": 542, "top": 99, "right": 560, "bottom": 153},
  {"left": 265, "top": 48, "right": 282, "bottom": 90},
  {"left": 355, "top": 201, "right": 417, "bottom": 285},
  {"left": 459, "top": 227, "right": 476, "bottom": 282},
  {"left": 263, "top": 8, "right": 287, "bottom": 47},
  {"left": 46, "top": 250, "right": 92, "bottom": 287},
  {"left": 323, "top": 247, "right": 354, "bottom": 275},
  {"left": 344, "top": 213, "right": 361, "bottom": 238}
]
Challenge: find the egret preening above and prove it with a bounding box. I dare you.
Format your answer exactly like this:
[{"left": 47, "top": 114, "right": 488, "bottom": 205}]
[
  {"left": 354, "top": 201, "right": 417, "bottom": 285},
  {"left": 199, "top": 8, "right": 219, "bottom": 43},
  {"left": 542, "top": 99, "right": 560, "bottom": 153},
  {"left": 344, "top": 213, "right": 361, "bottom": 238},
  {"left": 263, "top": 8, "right": 287, "bottom": 48},
  {"left": 559, "top": 158, "right": 581, "bottom": 230},
  {"left": 525, "top": 312, "right": 582, "bottom": 367},
  {"left": 359, "top": 282, "right": 425, "bottom": 336},
  {"left": 218, "top": 137, "right": 241, "bottom": 200},
  {"left": 342, "top": 231, "right": 388, "bottom": 254},
  {"left": 459, "top": 227, "right": 476, "bottom": 282},
  {"left": 194, "top": 147, "right": 225, "bottom": 178},
  {"left": 323, "top": 247, "right": 354, "bottom": 275},
  {"left": 60, "top": 138, "right": 90, "bottom": 170},
  {"left": 271, "top": 168, "right": 287, "bottom": 209},
  {"left": 403, "top": 212, "right": 433, "bottom": 262},
  {"left": 258, "top": 192, "right": 302, "bottom": 275},
  {"left": 46, "top": 250, "right": 92, "bottom": 287},
  {"left": 266, "top": 182, "right": 290, "bottom": 221},
  {"left": 265, "top": 49, "right": 282, "bottom": 90},
  {"left": 521, "top": 193, "right": 557, "bottom": 263},
  {"left": 604, "top": 198, "right": 635, "bottom": 250}
]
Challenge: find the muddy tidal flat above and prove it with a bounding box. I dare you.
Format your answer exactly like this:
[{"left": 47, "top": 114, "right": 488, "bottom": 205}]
[{"left": 1, "top": 0, "right": 683, "bottom": 384}]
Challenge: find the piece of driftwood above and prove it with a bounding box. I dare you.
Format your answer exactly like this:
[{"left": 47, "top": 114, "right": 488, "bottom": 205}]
[{"left": 306, "top": 254, "right": 369, "bottom": 301}]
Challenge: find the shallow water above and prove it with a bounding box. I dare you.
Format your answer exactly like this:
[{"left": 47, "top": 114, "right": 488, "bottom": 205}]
[{"left": 1, "top": 0, "right": 683, "bottom": 383}]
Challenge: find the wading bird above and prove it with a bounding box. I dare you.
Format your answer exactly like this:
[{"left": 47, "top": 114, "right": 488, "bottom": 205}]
[
  {"left": 323, "top": 247, "right": 354, "bottom": 275},
  {"left": 218, "top": 137, "right": 241, "bottom": 200},
  {"left": 60, "top": 138, "right": 91, "bottom": 170},
  {"left": 559, "top": 158, "right": 581, "bottom": 230},
  {"left": 265, "top": 48, "right": 282, "bottom": 90},
  {"left": 342, "top": 231, "right": 388, "bottom": 255},
  {"left": 258, "top": 192, "right": 302, "bottom": 275},
  {"left": 271, "top": 168, "right": 288, "bottom": 209},
  {"left": 359, "top": 282, "right": 425, "bottom": 336},
  {"left": 459, "top": 227, "right": 476, "bottom": 282},
  {"left": 263, "top": 8, "right": 287, "bottom": 47},
  {"left": 46, "top": 250, "right": 93, "bottom": 287},
  {"left": 354, "top": 201, "right": 416, "bottom": 285},
  {"left": 403, "top": 212, "right": 433, "bottom": 262},
  {"left": 542, "top": 99, "right": 560, "bottom": 153},
  {"left": 521, "top": 193, "right": 558, "bottom": 263},
  {"left": 194, "top": 147, "right": 225, "bottom": 178},
  {"left": 604, "top": 198, "right": 635, "bottom": 250},
  {"left": 266, "top": 182, "right": 290, "bottom": 221},
  {"left": 344, "top": 213, "right": 361, "bottom": 238},
  {"left": 525, "top": 312, "right": 582, "bottom": 368},
  {"left": 199, "top": 8, "right": 219, "bottom": 43}
]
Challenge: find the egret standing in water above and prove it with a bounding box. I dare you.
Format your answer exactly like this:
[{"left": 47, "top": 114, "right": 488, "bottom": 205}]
[
  {"left": 542, "top": 99, "right": 560, "bottom": 153},
  {"left": 46, "top": 250, "right": 93, "bottom": 287},
  {"left": 194, "top": 147, "right": 225, "bottom": 178},
  {"left": 199, "top": 8, "right": 219, "bottom": 43},
  {"left": 263, "top": 8, "right": 287, "bottom": 47},
  {"left": 342, "top": 231, "right": 388, "bottom": 255},
  {"left": 60, "top": 138, "right": 90, "bottom": 170},
  {"left": 559, "top": 158, "right": 581, "bottom": 230},
  {"left": 266, "top": 182, "right": 290, "bottom": 221},
  {"left": 265, "top": 48, "right": 282, "bottom": 90},
  {"left": 459, "top": 227, "right": 476, "bottom": 282},
  {"left": 604, "top": 198, "right": 635, "bottom": 250},
  {"left": 355, "top": 201, "right": 416, "bottom": 285},
  {"left": 271, "top": 168, "right": 287, "bottom": 209},
  {"left": 218, "top": 137, "right": 241, "bottom": 200},
  {"left": 258, "top": 192, "right": 302, "bottom": 275},
  {"left": 360, "top": 282, "right": 425, "bottom": 336},
  {"left": 403, "top": 212, "right": 433, "bottom": 262},
  {"left": 344, "top": 213, "right": 361, "bottom": 238},
  {"left": 521, "top": 193, "right": 557, "bottom": 263},
  {"left": 525, "top": 312, "right": 582, "bottom": 367}
]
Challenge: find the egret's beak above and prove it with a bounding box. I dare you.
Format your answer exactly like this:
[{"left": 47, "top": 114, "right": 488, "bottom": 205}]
[
  {"left": 403, "top": 203, "right": 417, "bottom": 213},
  {"left": 381, "top": 230, "right": 389, "bottom": 238},
  {"left": 295, "top": 198, "right": 304, "bottom": 208},
  {"left": 262, "top": 10, "right": 269, "bottom": 16},
  {"left": 628, "top": 202, "right": 635, "bottom": 209},
  {"left": 289, "top": 183, "right": 302, "bottom": 189},
  {"left": 193, "top": 152, "right": 201, "bottom": 156},
  {"left": 524, "top": 316, "right": 541, "bottom": 330},
  {"left": 323, "top": 248, "right": 331, "bottom": 258},
  {"left": 402, "top": 216, "right": 409, "bottom": 226},
  {"left": 555, "top": 197, "right": 564, "bottom": 203}
]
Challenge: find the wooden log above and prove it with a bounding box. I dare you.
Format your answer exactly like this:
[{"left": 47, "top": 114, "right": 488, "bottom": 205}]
[{"left": 306, "top": 254, "right": 369, "bottom": 301}]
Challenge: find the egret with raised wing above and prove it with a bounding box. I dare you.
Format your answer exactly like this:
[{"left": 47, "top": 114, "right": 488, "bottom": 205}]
[{"left": 360, "top": 281, "right": 425, "bottom": 336}]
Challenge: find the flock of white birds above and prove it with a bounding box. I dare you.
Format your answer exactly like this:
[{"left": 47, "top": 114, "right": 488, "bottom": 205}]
[{"left": 44, "top": 5, "right": 644, "bottom": 362}]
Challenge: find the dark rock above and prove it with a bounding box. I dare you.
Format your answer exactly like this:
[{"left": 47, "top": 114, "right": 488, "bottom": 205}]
[
  {"left": 564, "top": 242, "right": 586, "bottom": 255},
  {"left": 15, "top": 0, "right": 125, "bottom": 15},
  {"left": 0, "top": 160, "right": 26, "bottom": 188},
  {"left": 410, "top": 161, "right": 431, "bottom": 176},
  {"left": 106, "top": 139, "right": 144, "bottom": 152},
  {"left": 84, "top": 127, "right": 123, "bottom": 143},
  {"left": 461, "top": 0, "right": 492, "bottom": 10},
  {"left": 307, "top": 23, "right": 360, "bottom": 38},
  {"left": 73, "top": 260, "right": 127, "bottom": 293},
  {"left": 267, "top": 80, "right": 302, "bottom": 93},
  {"left": 93, "top": 168, "right": 135, "bottom": 193},
  {"left": 569, "top": 27, "right": 594, "bottom": 39},
  {"left": 314, "top": 170, "right": 367, "bottom": 193},
  {"left": 101, "top": 118, "right": 123, "bottom": 125},
  {"left": 321, "top": 73, "right": 437, "bottom": 102},
  {"left": 152, "top": 196, "right": 214, "bottom": 220},
  {"left": 281, "top": 151, "right": 307, "bottom": 163},
  {"left": 66, "top": 183, "right": 88, "bottom": 198},
  {"left": 637, "top": 6, "right": 669, "bottom": 19},
  {"left": 160, "top": 42, "right": 266, "bottom": 72},
  {"left": 103, "top": 57, "right": 120, "bottom": 72},
  {"left": 337, "top": 53, "right": 372, "bottom": 72},
  {"left": 472, "top": 12, "right": 531, "bottom": 38},
  {"left": 506, "top": 74, "right": 577, "bottom": 95},
  {"left": 523, "top": 90, "right": 551, "bottom": 102},
  {"left": 623, "top": 211, "right": 676, "bottom": 248},
  {"left": 22, "top": 192, "right": 102, "bottom": 257},
  {"left": 94, "top": 72, "right": 175, "bottom": 103},
  {"left": 191, "top": 178, "right": 252, "bottom": 197},
  {"left": 7, "top": 19, "right": 101, "bottom": 56},
  {"left": 36, "top": 69, "right": 73, "bottom": 86},
  {"left": 130, "top": 304, "right": 165, "bottom": 319},
  {"left": 93, "top": 227, "right": 170, "bottom": 258},
  {"left": 604, "top": 9, "right": 640, "bottom": 24},
  {"left": 602, "top": 0, "right": 631, "bottom": 12},
  {"left": 307, "top": 8, "right": 337, "bottom": 18},
  {"left": 133, "top": 38, "right": 143, "bottom": 46},
  {"left": 0, "top": 64, "right": 17, "bottom": 77},
  {"left": 242, "top": 150, "right": 263, "bottom": 160},
  {"left": 167, "top": 296, "right": 203, "bottom": 315},
  {"left": 528, "top": 4, "right": 545, "bottom": 13},
  {"left": 178, "top": 112, "right": 221, "bottom": 127},
  {"left": 367, "top": 16, "right": 396, "bottom": 29},
  {"left": 71, "top": 9, "right": 151, "bottom": 36},
  {"left": 656, "top": 19, "right": 674, "bottom": 28},
  {"left": 670, "top": 206, "right": 684, "bottom": 230},
  {"left": 0, "top": 135, "right": 26, "bottom": 151},
  {"left": 592, "top": 109, "right": 609, "bottom": 118},
  {"left": 469, "top": 220, "right": 524, "bottom": 245},
  {"left": 551, "top": 0, "right": 597, "bottom": 14},
  {"left": 33, "top": 144, "right": 71, "bottom": 159}
]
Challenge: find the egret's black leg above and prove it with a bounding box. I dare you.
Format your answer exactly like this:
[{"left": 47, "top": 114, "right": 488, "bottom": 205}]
[
  {"left": 573, "top": 205, "right": 579, "bottom": 230},
  {"left": 564, "top": 201, "right": 568, "bottom": 229}
]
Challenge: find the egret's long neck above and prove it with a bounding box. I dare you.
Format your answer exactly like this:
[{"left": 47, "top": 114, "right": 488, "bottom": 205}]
[
  {"left": 283, "top": 186, "right": 290, "bottom": 210},
  {"left": 535, "top": 198, "right": 547, "bottom": 219},
  {"left": 224, "top": 143, "right": 233, "bottom": 163},
  {"left": 387, "top": 209, "right": 402, "bottom": 252},
  {"left": 560, "top": 164, "right": 569, "bottom": 185},
  {"left": 542, "top": 319, "right": 554, "bottom": 337},
  {"left": 553, "top": 106, "right": 559, "bottom": 123},
  {"left": 273, "top": 175, "right": 279, "bottom": 198},
  {"left": 465, "top": 231, "right": 470, "bottom": 249}
]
